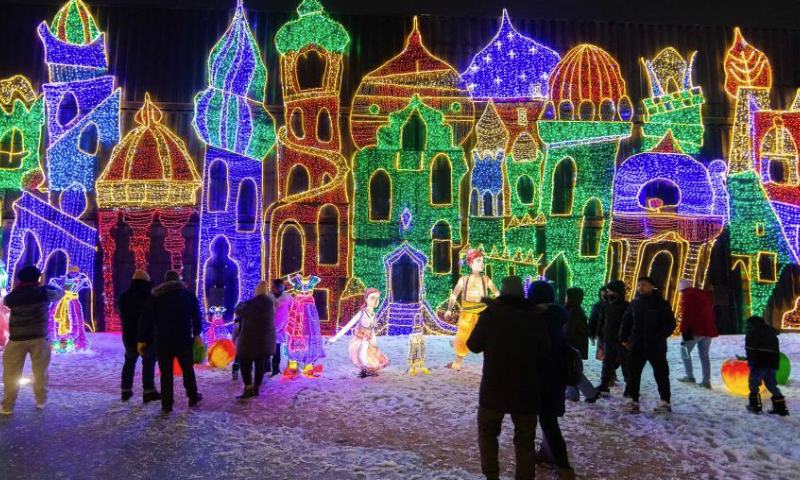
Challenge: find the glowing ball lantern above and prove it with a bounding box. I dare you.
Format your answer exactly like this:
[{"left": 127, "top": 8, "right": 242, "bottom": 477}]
[
  {"left": 208, "top": 339, "right": 236, "bottom": 368},
  {"left": 721, "top": 358, "right": 765, "bottom": 396},
  {"left": 777, "top": 353, "right": 791, "bottom": 385}
]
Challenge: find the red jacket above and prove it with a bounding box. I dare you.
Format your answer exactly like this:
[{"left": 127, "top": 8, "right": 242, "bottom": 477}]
[{"left": 678, "top": 288, "right": 718, "bottom": 338}]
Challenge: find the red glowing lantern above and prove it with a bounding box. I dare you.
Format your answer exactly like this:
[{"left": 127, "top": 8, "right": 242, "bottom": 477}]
[
  {"left": 721, "top": 358, "right": 765, "bottom": 396},
  {"left": 208, "top": 339, "right": 236, "bottom": 368},
  {"left": 157, "top": 357, "right": 183, "bottom": 377}
]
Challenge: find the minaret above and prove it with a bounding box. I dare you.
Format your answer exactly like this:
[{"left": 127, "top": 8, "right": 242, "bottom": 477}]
[{"left": 194, "top": 0, "right": 276, "bottom": 318}]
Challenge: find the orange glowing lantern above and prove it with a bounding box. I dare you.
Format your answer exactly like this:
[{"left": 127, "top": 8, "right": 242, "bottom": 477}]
[
  {"left": 721, "top": 358, "right": 765, "bottom": 396},
  {"left": 157, "top": 357, "right": 183, "bottom": 377},
  {"left": 208, "top": 339, "right": 236, "bottom": 368}
]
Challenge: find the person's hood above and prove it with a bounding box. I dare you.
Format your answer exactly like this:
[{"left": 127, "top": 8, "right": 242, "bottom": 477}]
[
  {"left": 153, "top": 280, "right": 185, "bottom": 297},
  {"left": 565, "top": 287, "right": 584, "bottom": 309},
  {"left": 598, "top": 286, "right": 607, "bottom": 302},
  {"left": 606, "top": 280, "right": 626, "bottom": 297},
  {"left": 527, "top": 280, "right": 555, "bottom": 305},
  {"left": 482, "top": 295, "right": 531, "bottom": 310},
  {"left": 130, "top": 279, "right": 153, "bottom": 292}
]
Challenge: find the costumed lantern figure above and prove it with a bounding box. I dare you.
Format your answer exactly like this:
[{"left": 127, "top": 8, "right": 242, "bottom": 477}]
[
  {"left": 328, "top": 288, "right": 390, "bottom": 378},
  {"left": 283, "top": 274, "right": 326, "bottom": 378},
  {"left": 445, "top": 249, "right": 499, "bottom": 370},
  {"left": 207, "top": 339, "right": 236, "bottom": 368},
  {"left": 204, "top": 306, "right": 233, "bottom": 345},
  {"left": 407, "top": 313, "right": 429, "bottom": 376},
  {"left": 48, "top": 266, "right": 91, "bottom": 353},
  {"left": 0, "top": 261, "right": 10, "bottom": 349}
]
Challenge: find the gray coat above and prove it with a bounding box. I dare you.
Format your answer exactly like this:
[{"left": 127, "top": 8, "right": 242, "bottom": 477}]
[{"left": 234, "top": 295, "right": 276, "bottom": 359}]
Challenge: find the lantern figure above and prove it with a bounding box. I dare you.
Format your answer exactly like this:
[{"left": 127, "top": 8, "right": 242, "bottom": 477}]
[
  {"left": 721, "top": 358, "right": 765, "bottom": 396},
  {"left": 208, "top": 339, "right": 236, "bottom": 368}
]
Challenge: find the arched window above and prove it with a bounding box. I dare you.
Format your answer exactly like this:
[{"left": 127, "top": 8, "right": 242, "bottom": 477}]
[
  {"left": 317, "top": 205, "right": 339, "bottom": 265},
  {"left": 204, "top": 236, "right": 240, "bottom": 321},
  {"left": 287, "top": 164, "right": 310, "bottom": 196},
  {"left": 369, "top": 169, "right": 391, "bottom": 221},
  {"left": 431, "top": 221, "right": 452, "bottom": 274},
  {"left": 18, "top": 231, "right": 42, "bottom": 271},
  {"left": 290, "top": 108, "right": 305, "bottom": 139},
  {"left": 551, "top": 157, "right": 576, "bottom": 215},
  {"left": 0, "top": 128, "right": 25, "bottom": 169},
  {"left": 44, "top": 250, "right": 69, "bottom": 282},
  {"left": 430, "top": 155, "right": 452, "bottom": 205},
  {"left": 470, "top": 189, "right": 480, "bottom": 216},
  {"left": 761, "top": 124, "right": 799, "bottom": 185},
  {"left": 580, "top": 198, "right": 604, "bottom": 257},
  {"left": 317, "top": 108, "right": 332, "bottom": 143},
  {"left": 279, "top": 224, "right": 304, "bottom": 277},
  {"left": 496, "top": 191, "right": 504, "bottom": 216},
  {"left": 543, "top": 255, "right": 570, "bottom": 304},
  {"left": 321, "top": 172, "right": 333, "bottom": 186},
  {"left": 516, "top": 175, "right": 535, "bottom": 205},
  {"left": 638, "top": 179, "right": 680, "bottom": 212},
  {"left": 296, "top": 49, "right": 327, "bottom": 91},
  {"left": 648, "top": 251, "right": 674, "bottom": 295},
  {"left": 78, "top": 122, "right": 99, "bottom": 155},
  {"left": 482, "top": 191, "right": 494, "bottom": 216},
  {"left": 236, "top": 179, "right": 258, "bottom": 232},
  {"left": 207, "top": 160, "right": 228, "bottom": 212},
  {"left": 402, "top": 109, "right": 426, "bottom": 151},
  {"left": 58, "top": 91, "right": 78, "bottom": 127}
]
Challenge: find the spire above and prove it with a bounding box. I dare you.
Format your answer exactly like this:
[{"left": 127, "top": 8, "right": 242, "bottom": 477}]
[
  {"left": 651, "top": 130, "right": 684, "bottom": 154},
  {"left": 135, "top": 93, "right": 163, "bottom": 127},
  {"left": 408, "top": 16, "right": 423, "bottom": 48}
]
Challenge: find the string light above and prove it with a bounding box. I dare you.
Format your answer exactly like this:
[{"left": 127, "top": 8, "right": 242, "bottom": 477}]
[
  {"left": 0, "top": 76, "right": 45, "bottom": 191},
  {"left": 724, "top": 28, "right": 772, "bottom": 97},
  {"left": 460, "top": 9, "right": 560, "bottom": 102},
  {"left": 195, "top": 0, "right": 276, "bottom": 310},
  {"left": 350, "top": 17, "right": 475, "bottom": 149},
  {"left": 548, "top": 44, "right": 627, "bottom": 109}
]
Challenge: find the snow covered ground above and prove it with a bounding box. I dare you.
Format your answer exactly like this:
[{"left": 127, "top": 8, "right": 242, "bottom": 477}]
[{"left": 0, "top": 333, "right": 798, "bottom": 480}]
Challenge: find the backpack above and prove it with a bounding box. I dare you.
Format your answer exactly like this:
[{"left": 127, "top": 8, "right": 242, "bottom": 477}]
[{"left": 564, "top": 344, "right": 583, "bottom": 387}]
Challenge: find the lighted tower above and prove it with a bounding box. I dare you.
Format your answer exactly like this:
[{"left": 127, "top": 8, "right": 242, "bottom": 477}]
[
  {"left": 37, "top": 0, "right": 121, "bottom": 193},
  {"left": 538, "top": 44, "right": 633, "bottom": 302},
  {"left": 194, "top": 0, "right": 276, "bottom": 319},
  {"left": 269, "top": 0, "right": 351, "bottom": 333}
]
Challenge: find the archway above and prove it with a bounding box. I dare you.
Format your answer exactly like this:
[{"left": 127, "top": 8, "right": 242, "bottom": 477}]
[
  {"left": 203, "top": 236, "right": 240, "bottom": 322},
  {"left": 279, "top": 223, "right": 304, "bottom": 277}
]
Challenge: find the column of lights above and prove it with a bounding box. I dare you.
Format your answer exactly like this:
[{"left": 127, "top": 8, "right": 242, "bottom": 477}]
[
  {"left": 194, "top": 0, "right": 276, "bottom": 312},
  {"left": 96, "top": 95, "right": 201, "bottom": 329}
]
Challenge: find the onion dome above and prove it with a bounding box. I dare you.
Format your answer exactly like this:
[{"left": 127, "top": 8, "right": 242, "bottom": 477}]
[
  {"left": 275, "top": 0, "right": 350, "bottom": 55},
  {"left": 193, "top": 0, "right": 275, "bottom": 159},
  {"left": 97, "top": 94, "right": 201, "bottom": 209},
  {"left": 461, "top": 9, "right": 560, "bottom": 101},
  {"left": 549, "top": 44, "right": 627, "bottom": 107},
  {"left": 724, "top": 28, "right": 772, "bottom": 97},
  {"left": 50, "top": 0, "right": 100, "bottom": 45},
  {"left": 350, "top": 17, "right": 474, "bottom": 148}
]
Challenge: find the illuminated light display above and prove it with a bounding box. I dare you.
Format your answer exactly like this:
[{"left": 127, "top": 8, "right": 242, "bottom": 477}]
[
  {"left": 641, "top": 48, "right": 705, "bottom": 155},
  {"left": 352, "top": 95, "right": 466, "bottom": 333},
  {"left": 724, "top": 28, "right": 772, "bottom": 97},
  {"left": 97, "top": 95, "right": 201, "bottom": 330},
  {"left": 268, "top": 0, "right": 351, "bottom": 334},
  {"left": 611, "top": 132, "right": 727, "bottom": 308},
  {"left": 207, "top": 338, "right": 236, "bottom": 368},
  {"left": 350, "top": 16, "right": 475, "bottom": 149},
  {"left": 195, "top": 0, "right": 276, "bottom": 316},
  {"left": 38, "top": 0, "right": 121, "bottom": 192},
  {"left": 537, "top": 43, "right": 632, "bottom": 302},
  {"left": 460, "top": 9, "right": 560, "bottom": 102},
  {"left": 48, "top": 269, "right": 92, "bottom": 353},
  {"left": 285, "top": 274, "right": 325, "bottom": 368},
  {"left": 548, "top": 44, "right": 627, "bottom": 108},
  {"left": 721, "top": 357, "right": 765, "bottom": 396},
  {"left": 0, "top": 76, "right": 45, "bottom": 192}
]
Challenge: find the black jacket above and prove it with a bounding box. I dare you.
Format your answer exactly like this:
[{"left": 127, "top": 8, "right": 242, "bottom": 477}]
[
  {"left": 587, "top": 294, "right": 605, "bottom": 340},
  {"left": 467, "top": 295, "right": 551, "bottom": 415},
  {"left": 745, "top": 317, "right": 780, "bottom": 370},
  {"left": 565, "top": 288, "right": 589, "bottom": 360},
  {"left": 116, "top": 279, "right": 153, "bottom": 350},
  {"left": 601, "top": 280, "right": 629, "bottom": 345},
  {"left": 5, "top": 284, "right": 64, "bottom": 341},
  {"left": 138, "top": 281, "right": 203, "bottom": 353},
  {"left": 233, "top": 295, "right": 276, "bottom": 359},
  {"left": 619, "top": 292, "right": 676, "bottom": 353},
  {"left": 537, "top": 303, "right": 569, "bottom": 417}
]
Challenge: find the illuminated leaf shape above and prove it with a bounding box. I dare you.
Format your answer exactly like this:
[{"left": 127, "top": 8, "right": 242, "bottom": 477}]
[{"left": 724, "top": 28, "right": 772, "bottom": 97}]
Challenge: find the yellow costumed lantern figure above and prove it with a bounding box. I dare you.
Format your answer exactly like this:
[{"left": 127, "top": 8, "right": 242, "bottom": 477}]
[{"left": 445, "top": 249, "right": 499, "bottom": 370}]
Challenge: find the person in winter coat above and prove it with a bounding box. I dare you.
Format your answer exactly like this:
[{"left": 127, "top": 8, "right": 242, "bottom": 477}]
[
  {"left": 1, "top": 266, "right": 63, "bottom": 415},
  {"left": 564, "top": 288, "right": 601, "bottom": 403},
  {"left": 677, "top": 279, "right": 718, "bottom": 388},
  {"left": 528, "top": 280, "right": 575, "bottom": 480},
  {"left": 745, "top": 316, "right": 789, "bottom": 416},
  {"left": 232, "top": 281, "right": 275, "bottom": 399},
  {"left": 467, "top": 276, "right": 551, "bottom": 480},
  {"left": 596, "top": 280, "right": 629, "bottom": 395},
  {"left": 117, "top": 270, "right": 159, "bottom": 403},
  {"left": 138, "top": 271, "right": 204, "bottom": 414},
  {"left": 268, "top": 279, "right": 293, "bottom": 376},
  {"left": 620, "top": 277, "right": 676, "bottom": 414},
  {"left": 587, "top": 286, "right": 606, "bottom": 345}
]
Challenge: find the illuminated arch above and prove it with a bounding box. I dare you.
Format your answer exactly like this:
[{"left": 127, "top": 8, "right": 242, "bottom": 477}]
[
  {"left": 286, "top": 163, "right": 310, "bottom": 196},
  {"left": 431, "top": 220, "right": 452, "bottom": 274},
  {"left": 369, "top": 169, "right": 392, "bottom": 221},
  {"left": 430, "top": 154, "right": 452, "bottom": 205},
  {"left": 317, "top": 204, "right": 340, "bottom": 266},
  {"left": 551, "top": 157, "right": 576, "bottom": 215}
]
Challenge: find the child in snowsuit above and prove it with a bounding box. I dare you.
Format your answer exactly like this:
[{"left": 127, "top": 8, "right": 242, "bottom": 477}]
[{"left": 745, "top": 316, "right": 789, "bottom": 416}]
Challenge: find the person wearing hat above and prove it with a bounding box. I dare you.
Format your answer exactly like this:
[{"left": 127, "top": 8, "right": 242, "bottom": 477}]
[
  {"left": 595, "top": 280, "right": 630, "bottom": 396},
  {"left": 676, "top": 279, "right": 717, "bottom": 388},
  {"left": 1, "top": 265, "right": 64, "bottom": 415},
  {"left": 117, "top": 269, "right": 159, "bottom": 403},
  {"left": 467, "top": 276, "right": 551, "bottom": 480},
  {"left": 138, "top": 270, "right": 204, "bottom": 414},
  {"left": 527, "top": 280, "right": 575, "bottom": 480}
]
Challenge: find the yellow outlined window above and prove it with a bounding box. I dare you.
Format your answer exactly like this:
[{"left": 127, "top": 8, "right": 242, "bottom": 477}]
[
  {"left": 551, "top": 157, "right": 576, "bottom": 216},
  {"left": 431, "top": 220, "right": 452, "bottom": 274},
  {"left": 516, "top": 175, "right": 535, "bottom": 205},
  {"left": 317, "top": 204, "right": 340, "bottom": 266},
  {"left": 207, "top": 159, "right": 228, "bottom": 213},
  {"left": 236, "top": 178, "right": 258, "bottom": 233},
  {"left": 430, "top": 154, "right": 452, "bottom": 206},
  {"left": 317, "top": 107, "right": 332, "bottom": 143},
  {"left": 296, "top": 49, "right": 328, "bottom": 91},
  {"left": 278, "top": 223, "right": 304, "bottom": 278},
  {"left": 369, "top": 169, "right": 392, "bottom": 221},
  {"left": 757, "top": 251, "right": 778, "bottom": 283},
  {"left": 0, "top": 127, "right": 25, "bottom": 169},
  {"left": 289, "top": 107, "right": 305, "bottom": 140},
  {"left": 286, "top": 164, "right": 310, "bottom": 196},
  {"left": 579, "top": 198, "right": 604, "bottom": 257}
]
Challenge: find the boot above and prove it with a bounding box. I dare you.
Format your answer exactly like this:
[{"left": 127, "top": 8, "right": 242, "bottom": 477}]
[
  {"left": 189, "top": 392, "right": 203, "bottom": 407},
  {"left": 768, "top": 395, "right": 790, "bottom": 416},
  {"left": 236, "top": 387, "right": 257, "bottom": 400},
  {"left": 121, "top": 390, "right": 133, "bottom": 402},
  {"left": 747, "top": 393, "right": 762, "bottom": 414},
  {"left": 585, "top": 390, "right": 602, "bottom": 404},
  {"left": 143, "top": 390, "right": 161, "bottom": 403}
]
